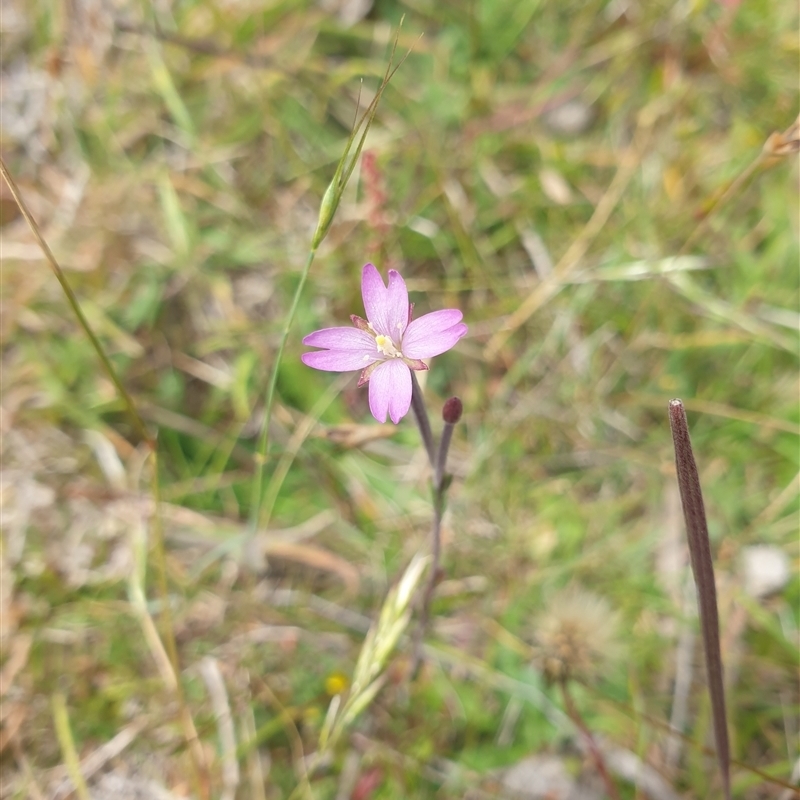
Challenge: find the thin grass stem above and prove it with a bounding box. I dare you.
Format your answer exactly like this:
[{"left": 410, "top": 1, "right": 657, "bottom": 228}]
[
  {"left": 149, "top": 445, "right": 210, "bottom": 798},
  {"left": 678, "top": 113, "right": 798, "bottom": 256},
  {"left": 0, "top": 156, "right": 151, "bottom": 447},
  {"left": 256, "top": 374, "right": 349, "bottom": 537},
  {"left": 248, "top": 248, "right": 317, "bottom": 534}
]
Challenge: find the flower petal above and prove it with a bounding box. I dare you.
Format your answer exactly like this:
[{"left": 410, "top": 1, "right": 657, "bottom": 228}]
[
  {"left": 303, "top": 326, "right": 376, "bottom": 351},
  {"left": 302, "top": 349, "right": 380, "bottom": 372},
  {"left": 361, "top": 263, "right": 387, "bottom": 330},
  {"left": 368, "top": 359, "right": 412, "bottom": 424},
  {"left": 402, "top": 310, "right": 468, "bottom": 359},
  {"left": 384, "top": 270, "right": 410, "bottom": 340},
  {"left": 361, "top": 264, "right": 409, "bottom": 341}
]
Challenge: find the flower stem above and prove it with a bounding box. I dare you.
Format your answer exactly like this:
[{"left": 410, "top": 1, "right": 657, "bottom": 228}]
[
  {"left": 411, "top": 397, "right": 461, "bottom": 678},
  {"left": 411, "top": 483, "right": 444, "bottom": 677},
  {"left": 409, "top": 372, "right": 436, "bottom": 469},
  {"left": 559, "top": 678, "right": 621, "bottom": 800},
  {"left": 435, "top": 421, "right": 455, "bottom": 491}
]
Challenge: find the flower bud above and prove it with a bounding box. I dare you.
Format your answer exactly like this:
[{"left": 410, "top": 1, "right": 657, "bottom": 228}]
[
  {"left": 442, "top": 397, "right": 463, "bottom": 424},
  {"left": 312, "top": 178, "right": 339, "bottom": 249}
]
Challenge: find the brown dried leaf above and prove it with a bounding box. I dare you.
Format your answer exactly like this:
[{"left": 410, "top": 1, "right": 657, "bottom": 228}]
[{"left": 668, "top": 399, "right": 731, "bottom": 800}]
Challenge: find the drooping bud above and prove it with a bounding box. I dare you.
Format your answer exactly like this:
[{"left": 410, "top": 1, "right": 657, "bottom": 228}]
[{"left": 442, "top": 396, "right": 463, "bottom": 425}]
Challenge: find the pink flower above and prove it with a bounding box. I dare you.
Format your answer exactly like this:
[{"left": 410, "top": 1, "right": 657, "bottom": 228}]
[{"left": 302, "top": 264, "right": 467, "bottom": 424}]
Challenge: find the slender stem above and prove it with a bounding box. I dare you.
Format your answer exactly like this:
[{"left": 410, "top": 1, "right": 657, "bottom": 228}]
[
  {"left": 0, "top": 156, "right": 151, "bottom": 446},
  {"left": 559, "top": 678, "right": 622, "bottom": 800},
  {"left": 409, "top": 372, "right": 436, "bottom": 469},
  {"left": 248, "top": 248, "right": 317, "bottom": 533}
]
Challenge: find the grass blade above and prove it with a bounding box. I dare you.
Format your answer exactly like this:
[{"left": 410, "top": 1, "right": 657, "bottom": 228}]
[{"left": 51, "top": 692, "right": 91, "bottom": 800}]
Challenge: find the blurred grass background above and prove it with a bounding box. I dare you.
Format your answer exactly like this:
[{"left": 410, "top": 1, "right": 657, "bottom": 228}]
[{"left": 1, "top": 0, "right": 798, "bottom": 797}]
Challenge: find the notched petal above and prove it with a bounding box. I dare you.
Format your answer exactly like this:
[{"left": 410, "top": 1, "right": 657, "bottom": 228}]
[{"left": 368, "top": 359, "right": 412, "bottom": 424}]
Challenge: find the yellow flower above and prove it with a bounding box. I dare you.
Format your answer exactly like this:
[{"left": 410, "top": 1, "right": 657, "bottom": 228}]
[{"left": 325, "top": 671, "right": 349, "bottom": 697}]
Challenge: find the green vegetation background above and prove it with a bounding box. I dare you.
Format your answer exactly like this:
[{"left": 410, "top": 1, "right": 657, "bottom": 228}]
[{"left": 1, "top": 0, "right": 797, "bottom": 797}]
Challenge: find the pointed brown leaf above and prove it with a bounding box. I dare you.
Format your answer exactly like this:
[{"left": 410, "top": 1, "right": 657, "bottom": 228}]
[{"left": 669, "top": 399, "right": 731, "bottom": 800}]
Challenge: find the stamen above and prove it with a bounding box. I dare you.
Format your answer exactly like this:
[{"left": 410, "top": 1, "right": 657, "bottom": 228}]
[{"left": 375, "top": 334, "right": 401, "bottom": 357}]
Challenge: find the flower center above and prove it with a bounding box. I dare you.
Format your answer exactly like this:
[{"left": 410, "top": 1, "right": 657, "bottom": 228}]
[{"left": 375, "top": 334, "right": 401, "bottom": 358}]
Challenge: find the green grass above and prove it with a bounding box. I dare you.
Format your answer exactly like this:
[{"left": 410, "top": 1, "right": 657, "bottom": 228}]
[{"left": 1, "top": 0, "right": 798, "bottom": 797}]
